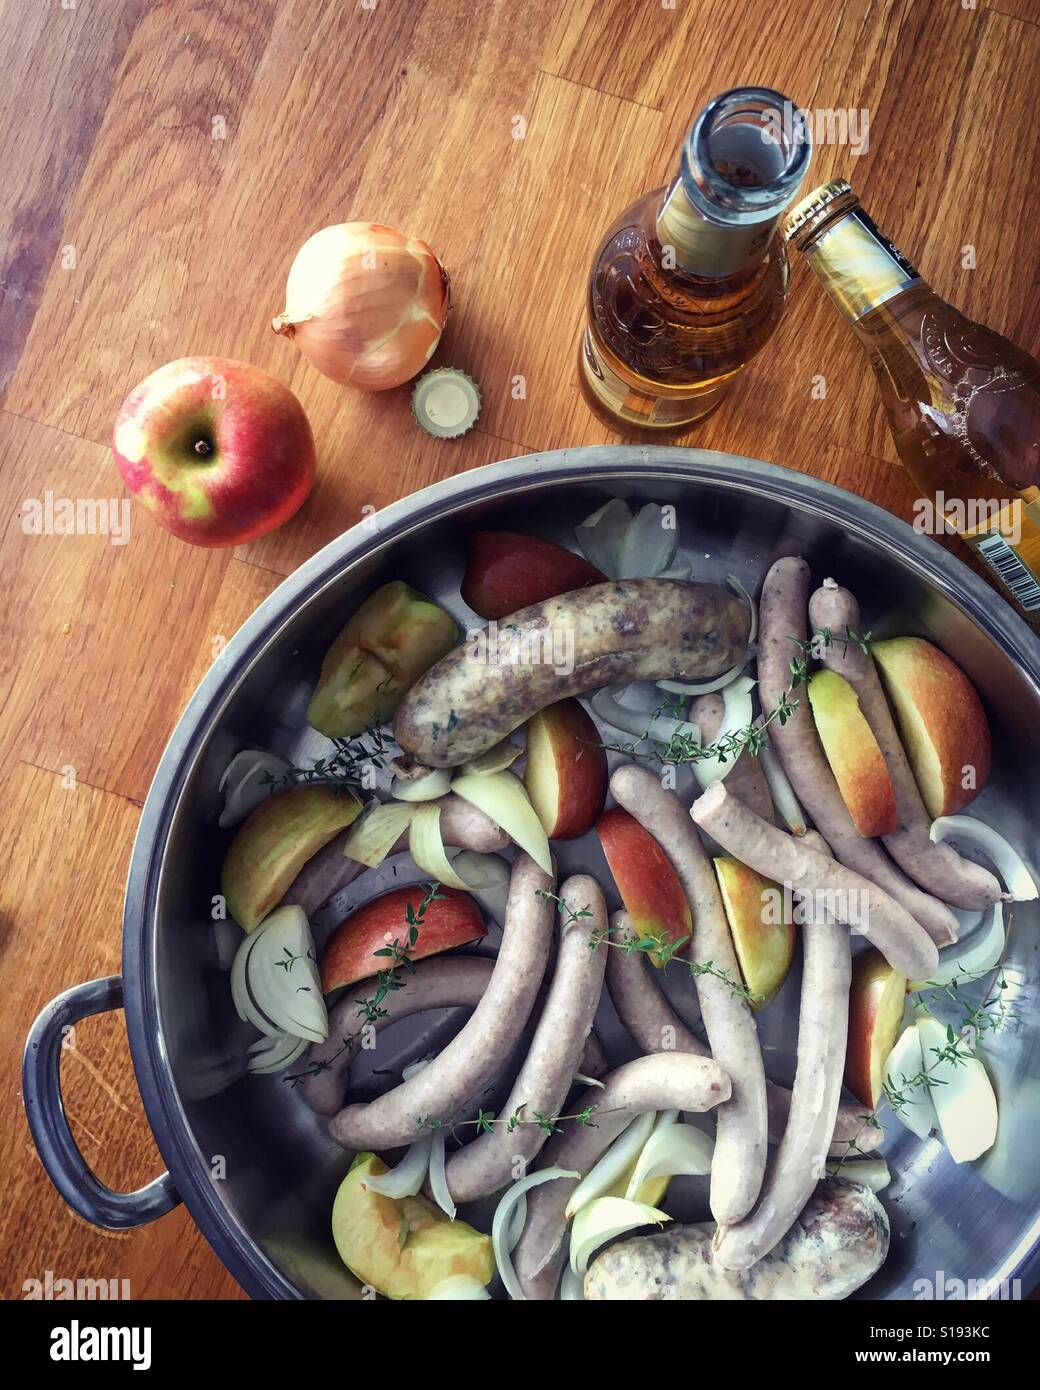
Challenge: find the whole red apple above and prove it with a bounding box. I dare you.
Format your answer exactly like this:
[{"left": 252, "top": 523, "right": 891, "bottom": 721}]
[{"left": 112, "top": 356, "right": 315, "bottom": 547}]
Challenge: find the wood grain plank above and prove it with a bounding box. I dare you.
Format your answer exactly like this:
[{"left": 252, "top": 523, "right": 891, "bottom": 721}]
[
  {"left": 0, "top": 0, "right": 148, "bottom": 396},
  {"left": 0, "top": 762, "right": 243, "bottom": 1300},
  {"left": 0, "top": 410, "right": 231, "bottom": 803}
]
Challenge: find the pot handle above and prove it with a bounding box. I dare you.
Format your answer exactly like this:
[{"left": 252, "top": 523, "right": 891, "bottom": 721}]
[{"left": 23, "top": 975, "right": 181, "bottom": 1229}]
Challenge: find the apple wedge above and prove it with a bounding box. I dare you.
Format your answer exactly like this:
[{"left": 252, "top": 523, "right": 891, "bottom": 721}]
[
  {"left": 597, "top": 808, "right": 692, "bottom": 966},
  {"left": 713, "top": 857, "right": 795, "bottom": 1009},
  {"left": 320, "top": 885, "right": 486, "bottom": 994},
  {"left": 844, "top": 947, "right": 908, "bottom": 1107},
  {"left": 808, "top": 669, "right": 898, "bottom": 837},
  {"left": 525, "top": 699, "right": 608, "bottom": 840},
  {"left": 916, "top": 1013, "right": 998, "bottom": 1162},
  {"left": 461, "top": 531, "right": 604, "bottom": 619},
  {"left": 872, "top": 637, "right": 991, "bottom": 818},
  {"left": 222, "top": 783, "right": 362, "bottom": 932},
  {"left": 308, "top": 581, "right": 458, "bottom": 738}
]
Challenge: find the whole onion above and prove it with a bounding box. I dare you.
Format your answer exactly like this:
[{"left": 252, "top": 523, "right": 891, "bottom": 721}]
[{"left": 272, "top": 222, "right": 450, "bottom": 391}]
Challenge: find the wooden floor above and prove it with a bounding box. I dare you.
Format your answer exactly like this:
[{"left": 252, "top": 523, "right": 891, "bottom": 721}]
[{"left": 2, "top": 0, "right": 1039, "bottom": 1300}]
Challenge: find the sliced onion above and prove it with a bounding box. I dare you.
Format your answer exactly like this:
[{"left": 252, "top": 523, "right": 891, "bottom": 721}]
[
  {"left": 575, "top": 498, "right": 632, "bottom": 578},
  {"left": 825, "top": 1157, "right": 891, "bottom": 1192},
  {"left": 450, "top": 771, "right": 552, "bottom": 874},
  {"left": 930, "top": 816, "right": 1036, "bottom": 901},
  {"left": 428, "top": 1127, "right": 456, "bottom": 1220},
  {"left": 462, "top": 740, "right": 523, "bottom": 776},
  {"left": 491, "top": 1168, "right": 580, "bottom": 1301},
  {"left": 624, "top": 1121, "right": 714, "bottom": 1199},
  {"left": 617, "top": 503, "right": 678, "bottom": 579},
  {"left": 758, "top": 742, "right": 807, "bottom": 835},
  {"left": 883, "top": 1023, "right": 937, "bottom": 1140},
  {"left": 409, "top": 804, "right": 471, "bottom": 889},
  {"left": 218, "top": 749, "right": 291, "bottom": 827},
  {"left": 564, "top": 1112, "right": 656, "bottom": 1218},
  {"left": 572, "top": 1073, "right": 605, "bottom": 1090},
  {"left": 506, "top": 1194, "right": 528, "bottom": 1254},
  {"left": 910, "top": 901, "right": 1005, "bottom": 992},
  {"left": 391, "top": 767, "right": 453, "bottom": 802},
  {"left": 426, "top": 1274, "right": 491, "bottom": 1300},
  {"left": 558, "top": 1264, "right": 585, "bottom": 1301},
  {"left": 239, "top": 905, "right": 327, "bottom": 1043},
  {"left": 569, "top": 1196, "right": 670, "bottom": 1276},
  {"left": 589, "top": 687, "right": 699, "bottom": 748},
  {"left": 688, "top": 674, "right": 756, "bottom": 788},
  {"left": 656, "top": 576, "right": 756, "bottom": 696},
  {"left": 231, "top": 925, "right": 281, "bottom": 1037},
  {"left": 246, "top": 1030, "right": 311, "bottom": 1074},
  {"left": 446, "top": 849, "right": 511, "bottom": 924},
  {"left": 342, "top": 800, "right": 416, "bottom": 867},
  {"left": 362, "top": 1136, "right": 433, "bottom": 1199}
]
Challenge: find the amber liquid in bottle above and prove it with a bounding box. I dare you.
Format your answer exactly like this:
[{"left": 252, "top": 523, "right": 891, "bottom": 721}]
[
  {"left": 579, "top": 87, "right": 812, "bottom": 433},
  {"left": 786, "top": 182, "right": 1040, "bottom": 625}
]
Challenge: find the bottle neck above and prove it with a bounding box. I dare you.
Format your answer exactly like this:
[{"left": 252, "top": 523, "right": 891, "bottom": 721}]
[
  {"left": 656, "top": 179, "right": 781, "bottom": 277},
  {"left": 797, "top": 201, "right": 924, "bottom": 322}
]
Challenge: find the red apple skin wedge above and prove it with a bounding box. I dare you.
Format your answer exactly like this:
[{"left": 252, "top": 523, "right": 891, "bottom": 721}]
[
  {"left": 713, "top": 857, "right": 795, "bottom": 1009},
  {"left": 844, "top": 947, "right": 908, "bottom": 1107},
  {"left": 524, "top": 699, "right": 608, "bottom": 840},
  {"left": 320, "top": 886, "right": 486, "bottom": 994},
  {"left": 871, "top": 637, "right": 992, "bottom": 818},
  {"left": 461, "top": 531, "right": 605, "bottom": 619},
  {"left": 596, "top": 807, "right": 693, "bottom": 966},
  {"left": 808, "top": 669, "right": 898, "bottom": 838}
]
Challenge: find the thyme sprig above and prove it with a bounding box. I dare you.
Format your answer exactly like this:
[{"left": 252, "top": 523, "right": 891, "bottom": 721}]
[
  {"left": 283, "top": 882, "right": 443, "bottom": 1087},
  {"left": 538, "top": 889, "right": 759, "bottom": 1004},
  {"left": 272, "top": 723, "right": 392, "bottom": 794}
]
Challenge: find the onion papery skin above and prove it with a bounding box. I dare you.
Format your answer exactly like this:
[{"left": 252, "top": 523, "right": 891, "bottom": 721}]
[{"left": 272, "top": 223, "right": 450, "bottom": 391}]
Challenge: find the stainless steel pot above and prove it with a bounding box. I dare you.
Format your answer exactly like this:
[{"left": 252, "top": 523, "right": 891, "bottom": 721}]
[{"left": 23, "top": 446, "right": 1040, "bottom": 1299}]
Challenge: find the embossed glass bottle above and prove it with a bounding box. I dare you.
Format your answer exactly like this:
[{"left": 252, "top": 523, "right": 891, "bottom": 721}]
[
  {"left": 784, "top": 180, "right": 1040, "bottom": 625},
  {"left": 579, "top": 87, "right": 812, "bottom": 433}
]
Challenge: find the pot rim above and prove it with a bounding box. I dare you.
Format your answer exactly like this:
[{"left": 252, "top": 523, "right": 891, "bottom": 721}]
[{"left": 121, "top": 444, "right": 1040, "bottom": 1299}]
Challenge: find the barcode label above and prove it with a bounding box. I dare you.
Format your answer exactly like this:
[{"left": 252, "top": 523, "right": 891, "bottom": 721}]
[{"left": 975, "top": 532, "right": 1040, "bottom": 611}]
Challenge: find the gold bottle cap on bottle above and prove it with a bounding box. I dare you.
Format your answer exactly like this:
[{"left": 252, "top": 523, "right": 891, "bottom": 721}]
[{"left": 781, "top": 179, "right": 855, "bottom": 245}]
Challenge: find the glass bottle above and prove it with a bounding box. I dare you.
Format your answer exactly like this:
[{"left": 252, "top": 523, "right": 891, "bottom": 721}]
[
  {"left": 579, "top": 86, "right": 812, "bottom": 433},
  {"left": 784, "top": 180, "right": 1040, "bottom": 624}
]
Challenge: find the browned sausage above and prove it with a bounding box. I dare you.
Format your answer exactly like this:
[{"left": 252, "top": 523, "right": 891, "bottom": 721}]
[{"left": 395, "top": 579, "right": 750, "bottom": 766}]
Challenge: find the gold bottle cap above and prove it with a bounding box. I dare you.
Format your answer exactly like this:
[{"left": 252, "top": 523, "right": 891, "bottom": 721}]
[
  {"left": 410, "top": 368, "right": 481, "bottom": 439},
  {"left": 781, "top": 179, "right": 854, "bottom": 243}
]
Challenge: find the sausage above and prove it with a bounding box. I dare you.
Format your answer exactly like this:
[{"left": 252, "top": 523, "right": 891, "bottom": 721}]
[
  {"left": 809, "top": 579, "right": 1002, "bottom": 910},
  {"left": 607, "top": 910, "right": 880, "bottom": 1156},
  {"left": 584, "top": 1177, "right": 889, "bottom": 1299},
  {"left": 299, "top": 955, "right": 494, "bottom": 1115},
  {"left": 329, "top": 852, "right": 555, "bottom": 1149},
  {"left": 609, "top": 765, "right": 769, "bottom": 1226},
  {"left": 281, "top": 794, "right": 509, "bottom": 918},
  {"left": 513, "top": 1054, "right": 731, "bottom": 1299},
  {"left": 395, "top": 579, "right": 750, "bottom": 766},
  {"left": 713, "top": 896, "right": 851, "bottom": 1269},
  {"left": 692, "top": 781, "right": 939, "bottom": 980},
  {"left": 302, "top": 951, "right": 606, "bottom": 1116},
  {"left": 758, "top": 557, "right": 958, "bottom": 947},
  {"left": 690, "top": 692, "right": 774, "bottom": 823},
  {"left": 444, "top": 875, "right": 609, "bottom": 1203}
]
